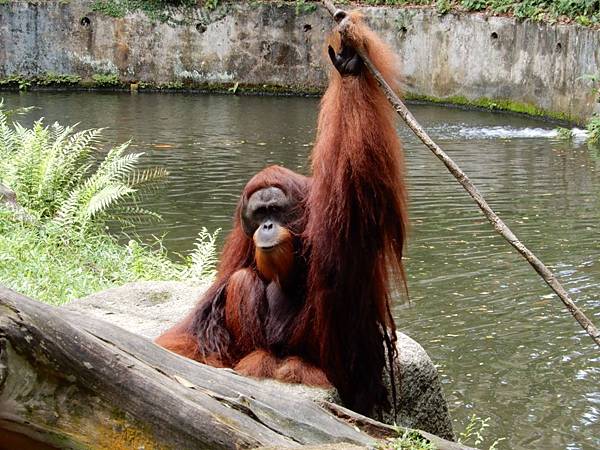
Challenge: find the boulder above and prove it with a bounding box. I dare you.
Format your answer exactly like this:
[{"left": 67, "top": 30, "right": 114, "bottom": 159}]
[{"left": 64, "top": 281, "right": 455, "bottom": 440}]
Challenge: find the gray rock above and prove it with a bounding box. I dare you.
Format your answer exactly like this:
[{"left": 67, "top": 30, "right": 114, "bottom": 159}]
[
  {"left": 65, "top": 281, "right": 454, "bottom": 440},
  {"left": 388, "top": 333, "right": 455, "bottom": 440},
  {"left": 0, "top": 183, "right": 17, "bottom": 206},
  {"left": 0, "top": 183, "right": 35, "bottom": 222},
  {"left": 64, "top": 281, "right": 208, "bottom": 338}
]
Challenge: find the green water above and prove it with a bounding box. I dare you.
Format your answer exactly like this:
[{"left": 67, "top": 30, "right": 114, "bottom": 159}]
[{"left": 4, "top": 92, "right": 599, "bottom": 449}]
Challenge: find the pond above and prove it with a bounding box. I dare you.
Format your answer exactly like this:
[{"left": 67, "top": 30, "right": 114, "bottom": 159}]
[{"left": 3, "top": 91, "right": 599, "bottom": 449}]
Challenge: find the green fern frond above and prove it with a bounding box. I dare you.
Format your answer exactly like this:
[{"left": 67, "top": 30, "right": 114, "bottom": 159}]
[
  {"left": 87, "top": 184, "right": 136, "bottom": 218},
  {"left": 126, "top": 167, "right": 169, "bottom": 188},
  {"left": 1, "top": 108, "right": 168, "bottom": 237},
  {"left": 181, "top": 227, "right": 220, "bottom": 281}
]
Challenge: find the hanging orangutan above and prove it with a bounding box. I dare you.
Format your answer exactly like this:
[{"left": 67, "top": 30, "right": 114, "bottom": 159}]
[{"left": 155, "top": 11, "right": 408, "bottom": 415}]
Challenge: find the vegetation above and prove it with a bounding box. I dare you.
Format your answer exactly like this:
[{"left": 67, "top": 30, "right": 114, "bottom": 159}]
[
  {"left": 458, "top": 414, "right": 506, "bottom": 450},
  {"left": 91, "top": 73, "right": 121, "bottom": 87},
  {"left": 377, "top": 414, "right": 506, "bottom": 449},
  {"left": 350, "top": 0, "right": 600, "bottom": 25},
  {"left": 91, "top": 0, "right": 221, "bottom": 24},
  {"left": 36, "top": 72, "right": 82, "bottom": 86},
  {"left": 587, "top": 114, "right": 600, "bottom": 145},
  {"left": 405, "top": 93, "right": 574, "bottom": 122},
  {"left": 0, "top": 73, "right": 82, "bottom": 91},
  {"left": 85, "top": 0, "right": 600, "bottom": 25},
  {"left": 555, "top": 127, "right": 573, "bottom": 140},
  {"left": 378, "top": 429, "right": 436, "bottom": 450},
  {"left": 0, "top": 104, "right": 218, "bottom": 305},
  {"left": 0, "top": 75, "right": 31, "bottom": 91}
]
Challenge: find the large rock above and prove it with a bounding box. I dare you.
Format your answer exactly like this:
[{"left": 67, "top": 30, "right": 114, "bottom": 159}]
[
  {"left": 64, "top": 281, "right": 455, "bottom": 440},
  {"left": 64, "top": 281, "right": 209, "bottom": 338}
]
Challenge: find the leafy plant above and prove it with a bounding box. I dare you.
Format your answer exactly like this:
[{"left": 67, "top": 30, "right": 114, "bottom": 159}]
[
  {"left": 180, "top": 227, "right": 221, "bottom": 281},
  {"left": 91, "top": 0, "right": 215, "bottom": 24},
  {"left": 203, "top": 0, "right": 219, "bottom": 10},
  {"left": 587, "top": 114, "right": 600, "bottom": 146},
  {"left": 354, "top": 0, "right": 600, "bottom": 24},
  {"left": 436, "top": 0, "right": 451, "bottom": 15},
  {"left": 91, "top": 0, "right": 128, "bottom": 17},
  {"left": 92, "top": 73, "right": 121, "bottom": 87},
  {"left": 0, "top": 75, "right": 31, "bottom": 91},
  {"left": 295, "top": 0, "right": 317, "bottom": 14},
  {"left": 0, "top": 105, "right": 219, "bottom": 304},
  {"left": 458, "top": 414, "right": 506, "bottom": 449},
  {"left": 0, "top": 107, "right": 167, "bottom": 233},
  {"left": 378, "top": 429, "right": 436, "bottom": 450},
  {"left": 37, "top": 72, "right": 82, "bottom": 86}
]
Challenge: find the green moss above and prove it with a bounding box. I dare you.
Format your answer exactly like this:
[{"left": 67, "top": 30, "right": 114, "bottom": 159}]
[
  {"left": 405, "top": 93, "right": 576, "bottom": 123},
  {"left": 136, "top": 80, "right": 322, "bottom": 96}
]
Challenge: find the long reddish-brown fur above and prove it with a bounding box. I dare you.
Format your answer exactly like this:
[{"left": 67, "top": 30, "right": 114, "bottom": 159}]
[{"left": 156, "top": 12, "right": 407, "bottom": 415}]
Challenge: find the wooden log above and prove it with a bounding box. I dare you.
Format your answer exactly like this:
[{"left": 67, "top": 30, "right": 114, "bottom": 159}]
[{"left": 0, "top": 286, "right": 474, "bottom": 449}]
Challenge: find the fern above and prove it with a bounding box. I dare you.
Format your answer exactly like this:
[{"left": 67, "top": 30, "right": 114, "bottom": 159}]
[
  {"left": 1, "top": 104, "right": 219, "bottom": 293},
  {"left": 0, "top": 106, "right": 168, "bottom": 233},
  {"left": 181, "top": 227, "right": 220, "bottom": 282}
]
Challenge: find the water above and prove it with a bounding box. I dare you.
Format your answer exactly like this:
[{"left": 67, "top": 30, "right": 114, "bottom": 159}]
[{"left": 3, "top": 92, "right": 599, "bottom": 449}]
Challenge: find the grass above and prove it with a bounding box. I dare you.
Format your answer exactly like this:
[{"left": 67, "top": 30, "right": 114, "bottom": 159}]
[
  {"left": 0, "top": 212, "right": 218, "bottom": 305},
  {"left": 0, "top": 104, "right": 219, "bottom": 305}
]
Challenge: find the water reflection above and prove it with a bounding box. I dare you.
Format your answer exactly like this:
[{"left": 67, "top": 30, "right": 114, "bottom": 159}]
[{"left": 3, "top": 92, "right": 599, "bottom": 449}]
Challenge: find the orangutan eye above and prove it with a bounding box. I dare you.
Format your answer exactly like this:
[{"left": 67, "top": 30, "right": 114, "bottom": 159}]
[{"left": 254, "top": 206, "right": 267, "bottom": 217}]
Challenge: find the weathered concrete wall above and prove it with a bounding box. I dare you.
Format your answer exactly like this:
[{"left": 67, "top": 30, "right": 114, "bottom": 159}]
[{"left": 1, "top": 1, "right": 599, "bottom": 122}]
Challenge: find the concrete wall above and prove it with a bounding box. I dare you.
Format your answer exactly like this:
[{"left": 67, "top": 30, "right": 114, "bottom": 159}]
[{"left": 1, "top": 1, "right": 599, "bottom": 122}]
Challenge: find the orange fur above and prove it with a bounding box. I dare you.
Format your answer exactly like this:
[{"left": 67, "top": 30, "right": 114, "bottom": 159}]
[
  {"left": 234, "top": 349, "right": 278, "bottom": 378},
  {"left": 234, "top": 351, "right": 331, "bottom": 388},
  {"left": 254, "top": 228, "right": 295, "bottom": 284},
  {"left": 275, "top": 356, "right": 331, "bottom": 388},
  {"left": 155, "top": 329, "right": 226, "bottom": 367},
  {"left": 156, "top": 14, "right": 406, "bottom": 415},
  {"left": 293, "top": 11, "right": 407, "bottom": 413},
  {"left": 225, "top": 268, "right": 266, "bottom": 355}
]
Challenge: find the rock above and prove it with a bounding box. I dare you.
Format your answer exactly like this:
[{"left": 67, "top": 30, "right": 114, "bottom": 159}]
[
  {"left": 64, "top": 281, "right": 454, "bottom": 440},
  {"left": 387, "top": 333, "right": 455, "bottom": 440},
  {"left": 0, "top": 183, "right": 35, "bottom": 223},
  {"left": 0, "top": 183, "right": 17, "bottom": 206},
  {"left": 64, "top": 281, "right": 208, "bottom": 338}
]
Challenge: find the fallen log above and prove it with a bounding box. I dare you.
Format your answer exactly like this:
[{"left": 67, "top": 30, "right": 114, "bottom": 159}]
[{"left": 0, "top": 286, "right": 473, "bottom": 449}]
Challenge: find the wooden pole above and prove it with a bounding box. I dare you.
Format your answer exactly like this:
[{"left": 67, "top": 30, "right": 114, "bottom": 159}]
[{"left": 320, "top": 0, "right": 600, "bottom": 348}]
